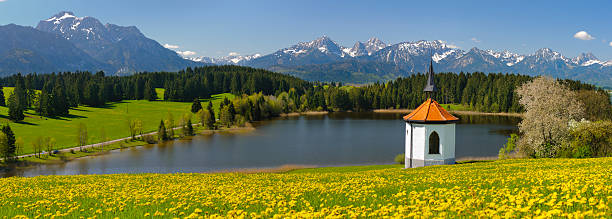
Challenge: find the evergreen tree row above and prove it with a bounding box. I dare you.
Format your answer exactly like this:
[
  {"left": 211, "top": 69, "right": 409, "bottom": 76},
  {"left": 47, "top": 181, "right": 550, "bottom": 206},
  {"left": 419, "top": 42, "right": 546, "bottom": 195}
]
[{"left": 1, "top": 66, "right": 606, "bottom": 123}]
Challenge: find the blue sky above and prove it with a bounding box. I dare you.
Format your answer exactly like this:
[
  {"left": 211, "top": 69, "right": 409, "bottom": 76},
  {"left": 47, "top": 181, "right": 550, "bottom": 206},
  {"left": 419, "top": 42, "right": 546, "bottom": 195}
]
[{"left": 1, "top": 0, "right": 612, "bottom": 60}]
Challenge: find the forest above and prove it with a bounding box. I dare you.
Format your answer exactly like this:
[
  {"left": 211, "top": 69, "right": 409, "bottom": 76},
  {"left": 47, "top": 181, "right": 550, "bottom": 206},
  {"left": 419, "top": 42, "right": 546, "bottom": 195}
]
[{"left": 0, "top": 65, "right": 608, "bottom": 122}]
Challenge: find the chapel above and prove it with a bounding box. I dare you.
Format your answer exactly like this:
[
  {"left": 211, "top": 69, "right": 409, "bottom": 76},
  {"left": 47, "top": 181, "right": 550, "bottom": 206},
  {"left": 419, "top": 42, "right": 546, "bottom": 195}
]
[{"left": 403, "top": 61, "right": 459, "bottom": 168}]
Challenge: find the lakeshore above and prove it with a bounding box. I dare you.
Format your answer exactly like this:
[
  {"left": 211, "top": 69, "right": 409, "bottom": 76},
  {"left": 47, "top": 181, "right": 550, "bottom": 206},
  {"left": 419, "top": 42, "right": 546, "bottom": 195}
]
[
  {"left": 2, "top": 124, "right": 256, "bottom": 171},
  {"left": 2, "top": 112, "right": 519, "bottom": 177},
  {"left": 1, "top": 110, "right": 518, "bottom": 173}
]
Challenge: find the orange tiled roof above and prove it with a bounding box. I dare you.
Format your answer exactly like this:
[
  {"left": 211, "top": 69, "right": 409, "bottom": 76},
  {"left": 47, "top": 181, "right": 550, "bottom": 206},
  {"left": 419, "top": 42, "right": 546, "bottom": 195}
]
[{"left": 403, "top": 98, "right": 459, "bottom": 123}]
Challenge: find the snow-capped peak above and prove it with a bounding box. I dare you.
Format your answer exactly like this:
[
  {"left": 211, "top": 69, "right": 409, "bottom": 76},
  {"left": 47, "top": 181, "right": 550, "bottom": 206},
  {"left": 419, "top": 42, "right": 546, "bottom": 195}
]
[
  {"left": 280, "top": 35, "right": 344, "bottom": 57},
  {"left": 535, "top": 48, "right": 562, "bottom": 58},
  {"left": 364, "top": 37, "right": 387, "bottom": 55},
  {"left": 343, "top": 37, "right": 387, "bottom": 57},
  {"left": 45, "top": 11, "right": 83, "bottom": 24},
  {"left": 572, "top": 52, "right": 600, "bottom": 66},
  {"left": 481, "top": 49, "right": 524, "bottom": 66},
  {"left": 188, "top": 53, "right": 262, "bottom": 65},
  {"left": 532, "top": 48, "right": 571, "bottom": 63}
]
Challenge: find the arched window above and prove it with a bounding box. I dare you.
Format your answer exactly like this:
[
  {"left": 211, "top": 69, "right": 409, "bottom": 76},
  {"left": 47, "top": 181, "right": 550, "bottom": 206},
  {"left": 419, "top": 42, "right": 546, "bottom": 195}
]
[{"left": 429, "top": 131, "right": 440, "bottom": 154}]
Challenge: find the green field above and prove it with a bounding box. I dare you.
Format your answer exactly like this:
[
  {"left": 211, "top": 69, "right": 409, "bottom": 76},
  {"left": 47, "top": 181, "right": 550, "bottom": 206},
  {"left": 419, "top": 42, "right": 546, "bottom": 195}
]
[
  {"left": 439, "top": 103, "right": 473, "bottom": 111},
  {"left": 0, "top": 88, "right": 234, "bottom": 155},
  {"left": 0, "top": 158, "right": 608, "bottom": 217}
]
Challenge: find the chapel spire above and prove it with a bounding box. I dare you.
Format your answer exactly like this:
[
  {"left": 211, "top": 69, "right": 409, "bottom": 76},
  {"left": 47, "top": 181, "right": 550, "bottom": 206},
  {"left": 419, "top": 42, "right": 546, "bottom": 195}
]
[{"left": 423, "top": 59, "right": 437, "bottom": 93}]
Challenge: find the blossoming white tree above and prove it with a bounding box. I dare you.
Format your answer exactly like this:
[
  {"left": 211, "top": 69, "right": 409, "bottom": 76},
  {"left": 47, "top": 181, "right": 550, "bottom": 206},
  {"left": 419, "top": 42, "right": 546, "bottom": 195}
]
[{"left": 516, "top": 76, "right": 584, "bottom": 157}]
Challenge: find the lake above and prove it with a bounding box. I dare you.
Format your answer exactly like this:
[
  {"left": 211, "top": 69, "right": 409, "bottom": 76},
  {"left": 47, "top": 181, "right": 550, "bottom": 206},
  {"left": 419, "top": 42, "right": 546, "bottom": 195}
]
[{"left": 4, "top": 113, "right": 520, "bottom": 177}]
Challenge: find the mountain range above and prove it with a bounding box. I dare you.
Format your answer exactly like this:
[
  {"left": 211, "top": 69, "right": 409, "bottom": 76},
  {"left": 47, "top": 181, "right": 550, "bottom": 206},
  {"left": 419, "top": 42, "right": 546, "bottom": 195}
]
[
  {"left": 1, "top": 12, "right": 611, "bottom": 87},
  {"left": 0, "top": 11, "right": 198, "bottom": 76},
  {"left": 192, "top": 36, "right": 612, "bottom": 86}
]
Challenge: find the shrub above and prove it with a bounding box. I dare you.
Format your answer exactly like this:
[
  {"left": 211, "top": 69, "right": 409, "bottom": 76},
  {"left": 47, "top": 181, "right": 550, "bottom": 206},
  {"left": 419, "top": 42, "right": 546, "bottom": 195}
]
[
  {"left": 499, "top": 134, "right": 519, "bottom": 159},
  {"left": 142, "top": 134, "right": 157, "bottom": 144},
  {"left": 394, "top": 154, "right": 405, "bottom": 164},
  {"left": 565, "top": 120, "right": 612, "bottom": 158}
]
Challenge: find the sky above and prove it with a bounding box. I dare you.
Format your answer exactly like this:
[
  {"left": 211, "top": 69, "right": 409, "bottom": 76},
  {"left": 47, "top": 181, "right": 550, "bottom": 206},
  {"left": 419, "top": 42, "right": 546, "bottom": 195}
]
[{"left": 1, "top": 0, "right": 612, "bottom": 60}]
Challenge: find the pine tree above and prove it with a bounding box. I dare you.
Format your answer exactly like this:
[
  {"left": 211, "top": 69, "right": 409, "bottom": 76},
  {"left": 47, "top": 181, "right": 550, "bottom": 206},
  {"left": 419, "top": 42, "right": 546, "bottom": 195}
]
[
  {"left": 207, "top": 101, "right": 215, "bottom": 122},
  {"left": 37, "top": 92, "right": 51, "bottom": 117},
  {"left": 14, "top": 74, "right": 27, "bottom": 110},
  {"left": 143, "top": 80, "right": 157, "bottom": 101},
  {"left": 186, "top": 119, "right": 194, "bottom": 136},
  {"left": 205, "top": 106, "right": 216, "bottom": 130},
  {"left": 228, "top": 102, "right": 236, "bottom": 122},
  {"left": 52, "top": 83, "right": 69, "bottom": 116},
  {"left": 8, "top": 92, "right": 24, "bottom": 122},
  {"left": 0, "top": 84, "right": 5, "bottom": 107},
  {"left": 230, "top": 76, "right": 240, "bottom": 95},
  {"left": 158, "top": 120, "right": 168, "bottom": 141},
  {"left": 191, "top": 98, "right": 202, "bottom": 113},
  {"left": 1, "top": 125, "right": 16, "bottom": 161},
  {"left": 84, "top": 81, "right": 100, "bottom": 106}
]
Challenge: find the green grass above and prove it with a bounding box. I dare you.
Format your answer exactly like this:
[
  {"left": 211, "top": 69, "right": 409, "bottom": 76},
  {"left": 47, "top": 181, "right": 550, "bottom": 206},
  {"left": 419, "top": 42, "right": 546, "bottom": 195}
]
[
  {"left": 20, "top": 139, "right": 147, "bottom": 164},
  {"left": 439, "top": 103, "right": 473, "bottom": 111},
  {"left": 0, "top": 158, "right": 609, "bottom": 217},
  {"left": 2, "top": 87, "right": 42, "bottom": 101},
  {"left": 0, "top": 90, "right": 234, "bottom": 155},
  {"left": 155, "top": 88, "right": 165, "bottom": 100},
  {"left": 2, "top": 87, "right": 12, "bottom": 102}
]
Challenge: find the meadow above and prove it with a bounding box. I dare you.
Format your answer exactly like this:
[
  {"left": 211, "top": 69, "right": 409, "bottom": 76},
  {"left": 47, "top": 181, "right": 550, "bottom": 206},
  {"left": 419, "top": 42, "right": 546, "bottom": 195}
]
[
  {"left": 0, "top": 87, "right": 234, "bottom": 155},
  {"left": 0, "top": 158, "right": 609, "bottom": 217}
]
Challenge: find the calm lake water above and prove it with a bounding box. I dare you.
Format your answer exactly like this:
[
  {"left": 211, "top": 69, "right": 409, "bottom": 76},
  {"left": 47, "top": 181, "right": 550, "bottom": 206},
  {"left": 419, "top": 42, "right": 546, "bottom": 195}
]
[{"left": 5, "top": 113, "right": 520, "bottom": 177}]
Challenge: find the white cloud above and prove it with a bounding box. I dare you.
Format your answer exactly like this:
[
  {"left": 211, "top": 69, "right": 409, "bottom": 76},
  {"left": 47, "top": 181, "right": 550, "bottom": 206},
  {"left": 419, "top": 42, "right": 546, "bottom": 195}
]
[
  {"left": 176, "top": 51, "right": 196, "bottom": 56},
  {"left": 609, "top": 42, "right": 612, "bottom": 47},
  {"left": 228, "top": 52, "right": 240, "bottom": 56},
  {"left": 574, "top": 31, "right": 594, "bottom": 40},
  {"left": 470, "top": 37, "right": 481, "bottom": 43},
  {"left": 163, "top": 43, "right": 179, "bottom": 49},
  {"left": 0, "top": 0, "right": 7, "bottom": 2}
]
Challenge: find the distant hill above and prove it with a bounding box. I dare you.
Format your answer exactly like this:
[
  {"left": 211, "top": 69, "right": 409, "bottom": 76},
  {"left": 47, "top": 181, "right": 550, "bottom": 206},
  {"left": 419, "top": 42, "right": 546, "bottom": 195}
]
[
  {"left": 0, "top": 24, "right": 109, "bottom": 74},
  {"left": 36, "top": 11, "right": 198, "bottom": 74},
  {"left": 0, "top": 11, "right": 201, "bottom": 76}
]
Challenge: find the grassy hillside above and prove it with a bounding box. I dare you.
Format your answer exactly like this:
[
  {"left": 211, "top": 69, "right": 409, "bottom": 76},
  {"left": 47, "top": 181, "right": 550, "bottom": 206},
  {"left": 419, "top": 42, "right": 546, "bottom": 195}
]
[
  {"left": 0, "top": 88, "right": 234, "bottom": 155},
  {"left": 0, "top": 158, "right": 609, "bottom": 217}
]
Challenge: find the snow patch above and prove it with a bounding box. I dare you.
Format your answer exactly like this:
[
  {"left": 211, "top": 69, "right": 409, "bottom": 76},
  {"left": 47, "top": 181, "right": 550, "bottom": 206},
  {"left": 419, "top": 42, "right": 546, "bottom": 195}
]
[
  {"left": 342, "top": 47, "right": 355, "bottom": 57},
  {"left": 71, "top": 22, "right": 80, "bottom": 30},
  {"left": 581, "top": 60, "right": 603, "bottom": 66},
  {"left": 432, "top": 50, "right": 455, "bottom": 62},
  {"left": 46, "top": 12, "right": 82, "bottom": 24},
  {"left": 283, "top": 49, "right": 307, "bottom": 55}
]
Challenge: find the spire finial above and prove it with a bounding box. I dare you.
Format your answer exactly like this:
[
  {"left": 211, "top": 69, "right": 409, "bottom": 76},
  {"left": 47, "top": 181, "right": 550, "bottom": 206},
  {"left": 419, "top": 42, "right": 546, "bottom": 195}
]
[{"left": 423, "top": 58, "right": 437, "bottom": 93}]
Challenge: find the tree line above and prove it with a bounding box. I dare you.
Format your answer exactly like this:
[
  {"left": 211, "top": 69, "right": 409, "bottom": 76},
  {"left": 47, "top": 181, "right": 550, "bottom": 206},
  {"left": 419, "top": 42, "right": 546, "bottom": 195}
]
[
  {"left": 0, "top": 66, "right": 312, "bottom": 121},
  {"left": 0, "top": 66, "right": 607, "bottom": 123}
]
